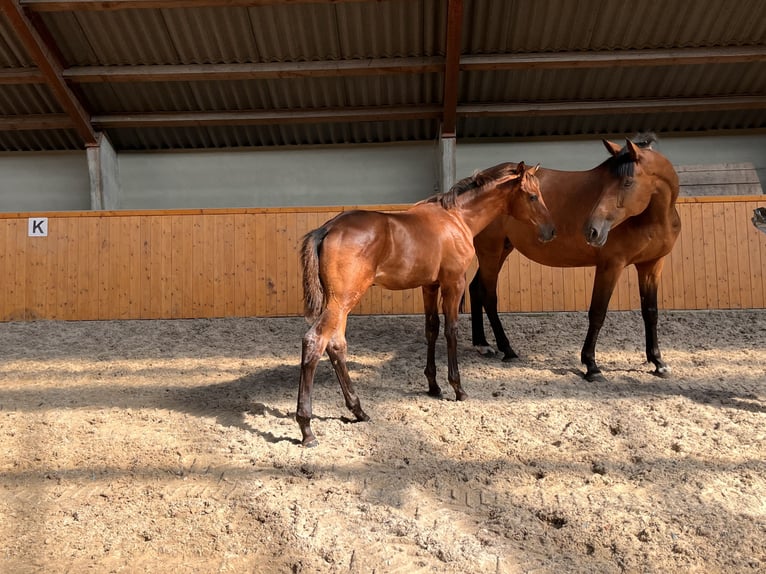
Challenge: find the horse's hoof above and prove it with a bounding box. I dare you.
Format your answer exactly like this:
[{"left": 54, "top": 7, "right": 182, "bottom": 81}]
[
  {"left": 501, "top": 352, "right": 520, "bottom": 362},
  {"left": 584, "top": 370, "right": 605, "bottom": 382},
  {"left": 455, "top": 391, "right": 468, "bottom": 401},
  {"left": 428, "top": 388, "right": 444, "bottom": 399},
  {"left": 302, "top": 437, "right": 319, "bottom": 448},
  {"left": 653, "top": 366, "right": 671, "bottom": 378},
  {"left": 475, "top": 345, "right": 496, "bottom": 357},
  {"left": 355, "top": 411, "right": 371, "bottom": 422}
]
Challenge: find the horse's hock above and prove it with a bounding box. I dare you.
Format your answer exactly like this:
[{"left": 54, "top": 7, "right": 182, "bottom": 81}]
[{"left": 677, "top": 162, "right": 763, "bottom": 196}]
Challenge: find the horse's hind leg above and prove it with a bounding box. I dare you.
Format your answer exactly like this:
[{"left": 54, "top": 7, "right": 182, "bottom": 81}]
[
  {"left": 636, "top": 259, "right": 670, "bottom": 377},
  {"left": 581, "top": 264, "right": 622, "bottom": 382},
  {"left": 422, "top": 285, "right": 443, "bottom": 398},
  {"left": 297, "top": 324, "right": 329, "bottom": 447},
  {"left": 326, "top": 325, "right": 370, "bottom": 423}
]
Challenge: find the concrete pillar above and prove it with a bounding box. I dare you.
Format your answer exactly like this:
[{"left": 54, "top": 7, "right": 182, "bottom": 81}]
[
  {"left": 439, "top": 132, "right": 456, "bottom": 193},
  {"left": 86, "top": 132, "right": 120, "bottom": 210}
]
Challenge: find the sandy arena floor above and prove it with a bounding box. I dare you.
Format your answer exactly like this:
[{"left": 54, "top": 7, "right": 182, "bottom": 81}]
[{"left": 1, "top": 309, "right": 765, "bottom": 573}]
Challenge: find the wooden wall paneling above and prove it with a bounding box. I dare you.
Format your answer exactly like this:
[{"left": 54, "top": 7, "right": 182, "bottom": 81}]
[
  {"left": 700, "top": 203, "right": 720, "bottom": 308},
  {"left": 723, "top": 202, "right": 742, "bottom": 308},
  {"left": 710, "top": 203, "right": 729, "bottom": 307},
  {"left": 733, "top": 202, "right": 753, "bottom": 309},
  {"left": 293, "top": 211, "right": 309, "bottom": 318},
  {"left": 0, "top": 222, "right": 9, "bottom": 319},
  {"left": 677, "top": 207, "right": 695, "bottom": 310},
  {"left": 757, "top": 201, "right": 766, "bottom": 307},
  {"left": 285, "top": 211, "right": 299, "bottom": 317},
  {"left": 9, "top": 220, "right": 26, "bottom": 320},
  {"left": 190, "top": 215, "right": 204, "bottom": 317},
  {"left": 278, "top": 212, "right": 292, "bottom": 316},
  {"left": 745, "top": 201, "right": 765, "bottom": 308},
  {"left": 539, "top": 263, "right": 553, "bottom": 311},
  {"left": 129, "top": 216, "right": 143, "bottom": 318},
  {"left": 517, "top": 254, "right": 531, "bottom": 311},
  {"left": 203, "top": 215, "right": 217, "bottom": 317},
  {"left": 254, "top": 213, "right": 268, "bottom": 316},
  {"left": 671, "top": 216, "right": 688, "bottom": 310},
  {"left": 66, "top": 217, "right": 81, "bottom": 320},
  {"left": 265, "top": 213, "right": 280, "bottom": 316},
  {"left": 159, "top": 215, "right": 173, "bottom": 317},
  {"left": 140, "top": 216, "right": 152, "bottom": 318},
  {"left": 221, "top": 214, "right": 237, "bottom": 317},
  {"left": 96, "top": 215, "right": 110, "bottom": 320},
  {"left": 80, "top": 217, "right": 96, "bottom": 320},
  {"left": 232, "top": 213, "right": 248, "bottom": 317},
  {"left": 687, "top": 203, "right": 707, "bottom": 309}
]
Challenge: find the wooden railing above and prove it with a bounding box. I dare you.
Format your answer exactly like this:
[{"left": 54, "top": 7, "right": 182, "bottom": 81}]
[{"left": 1, "top": 196, "right": 765, "bottom": 321}]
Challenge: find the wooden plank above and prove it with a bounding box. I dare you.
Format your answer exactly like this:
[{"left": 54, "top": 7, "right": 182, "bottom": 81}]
[
  {"left": 80, "top": 217, "right": 96, "bottom": 319},
  {"left": 202, "top": 215, "right": 216, "bottom": 317},
  {"left": 65, "top": 217, "right": 80, "bottom": 320},
  {"left": 254, "top": 214, "right": 268, "bottom": 316},
  {"left": 97, "top": 216, "right": 111, "bottom": 320},
  {"left": 687, "top": 203, "right": 708, "bottom": 308},
  {"left": 158, "top": 215, "right": 172, "bottom": 317},
  {"left": 710, "top": 203, "right": 728, "bottom": 307},
  {"left": 745, "top": 201, "right": 765, "bottom": 308},
  {"left": 723, "top": 202, "right": 741, "bottom": 308},
  {"left": 734, "top": 202, "right": 753, "bottom": 309},
  {"left": 701, "top": 203, "right": 720, "bottom": 309}
]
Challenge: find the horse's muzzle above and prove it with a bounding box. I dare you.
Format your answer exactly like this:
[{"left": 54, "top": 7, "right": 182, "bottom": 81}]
[
  {"left": 538, "top": 224, "right": 556, "bottom": 243},
  {"left": 585, "top": 221, "right": 610, "bottom": 248}
]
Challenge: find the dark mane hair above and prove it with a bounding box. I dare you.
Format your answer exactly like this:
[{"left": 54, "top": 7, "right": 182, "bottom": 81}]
[
  {"left": 606, "top": 132, "right": 658, "bottom": 178},
  {"left": 421, "top": 162, "right": 517, "bottom": 209}
]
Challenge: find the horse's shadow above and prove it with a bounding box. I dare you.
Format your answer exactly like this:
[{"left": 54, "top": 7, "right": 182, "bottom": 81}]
[{"left": 165, "top": 360, "right": 391, "bottom": 445}]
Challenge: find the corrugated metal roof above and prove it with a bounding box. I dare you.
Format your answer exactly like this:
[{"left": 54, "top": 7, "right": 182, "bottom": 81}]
[{"left": 0, "top": 0, "right": 763, "bottom": 151}]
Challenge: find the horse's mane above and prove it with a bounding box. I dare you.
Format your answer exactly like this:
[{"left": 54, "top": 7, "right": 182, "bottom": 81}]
[
  {"left": 420, "top": 162, "right": 517, "bottom": 210},
  {"left": 605, "top": 132, "right": 658, "bottom": 178}
]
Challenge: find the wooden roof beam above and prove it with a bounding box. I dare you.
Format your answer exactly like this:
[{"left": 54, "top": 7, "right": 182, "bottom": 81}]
[
  {"left": 460, "top": 46, "right": 766, "bottom": 71},
  {"left": 459, "top": 96, "right": 766, "bottom": 117},
  {"left": 65, "top": 56, "right": 444, "bottom": 83},
  {"left": 91, "top": 104, "right": 443, "bottom": 128},
  {"left": 21, "top": 0, "right": 377, "bottom": 11},
  {"left": 0, "top": 0, "right": 97, "bottom": 145},
  {"left": 440, "top": 0, "right": 462, "bottom": 136}
]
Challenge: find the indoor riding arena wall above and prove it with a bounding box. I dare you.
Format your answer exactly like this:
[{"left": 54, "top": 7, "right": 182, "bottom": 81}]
[{"left": 0, "top": 196, "right": 765, "bottom": 322}]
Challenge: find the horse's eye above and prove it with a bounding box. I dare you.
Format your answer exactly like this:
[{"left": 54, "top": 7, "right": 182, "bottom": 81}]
[
  {"left": 528, "top": 194, "right": 538, "bottom": 202},
  {"left": 623, "top": 178, "right": 634, "bottom": 189}
]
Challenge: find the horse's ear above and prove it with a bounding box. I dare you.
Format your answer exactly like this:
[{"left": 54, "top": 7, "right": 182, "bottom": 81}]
[
  {"left": 516, "top": 161, "right": 526, "bottom": 174},
  {"left": 602, "top": 139, "right": 622, "bottom": 157},
  {"left": 625, "top": 138, "right": 640, "bottom": 160},
  {"left": 528, "top": 163, "right": 541, "bottom": 176}
]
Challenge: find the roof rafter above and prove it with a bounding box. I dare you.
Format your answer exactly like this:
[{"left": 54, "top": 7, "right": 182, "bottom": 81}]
[
  {"left": 91, "top": 105, "right": 443, "bottom": 128},
  {"left": 3, "top": 47, "right": 762, "bottom": 86},
  {"left": 460, "top": 46, "right": 766, "bottom": 71},
  {"left": 64, "top": 56, "right": 444, "bottom": 83},
  {"left": 0, "top": 0, "right": 97, "bottom": 144},
  {"left": 21, "top": 0, "right": 377, "bottom": 11},
  {"left": 459, "top": 96, "right": 766, "bottom": 117}
]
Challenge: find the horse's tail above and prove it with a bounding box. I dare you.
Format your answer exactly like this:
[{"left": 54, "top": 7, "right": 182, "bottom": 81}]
[{"left": 300, "top": 226, "right": 330, "bottom": 323}]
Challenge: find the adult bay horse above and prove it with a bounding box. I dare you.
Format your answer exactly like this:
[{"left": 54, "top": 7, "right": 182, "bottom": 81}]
[
  {"left": 296, "top": 162, "right": 556, "bottom": 447},
  {"left": 469, "top": 134, "right": 681, "bottom": 381}
]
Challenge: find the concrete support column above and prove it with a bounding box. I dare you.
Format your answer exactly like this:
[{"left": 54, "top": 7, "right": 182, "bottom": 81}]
[
  {"left": 439, "top": 131, "right": 456, "bottom": 193},
  {"left": 86, "top": 132, "right": 120, "bottom": 210}
]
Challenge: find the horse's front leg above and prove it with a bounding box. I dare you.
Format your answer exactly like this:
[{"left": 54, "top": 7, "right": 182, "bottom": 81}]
[
  {"left": 442, "top": 281, "right": 468, "bottom": 401},
  {"left": 636, "top": 258, "right": 671, "bottom": 377},
  {"left": 422, "top": 285, "right": 442, "bottom": 398},
  {"left": 581, "top": 264, "right": 622, "bottom": 382}
]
